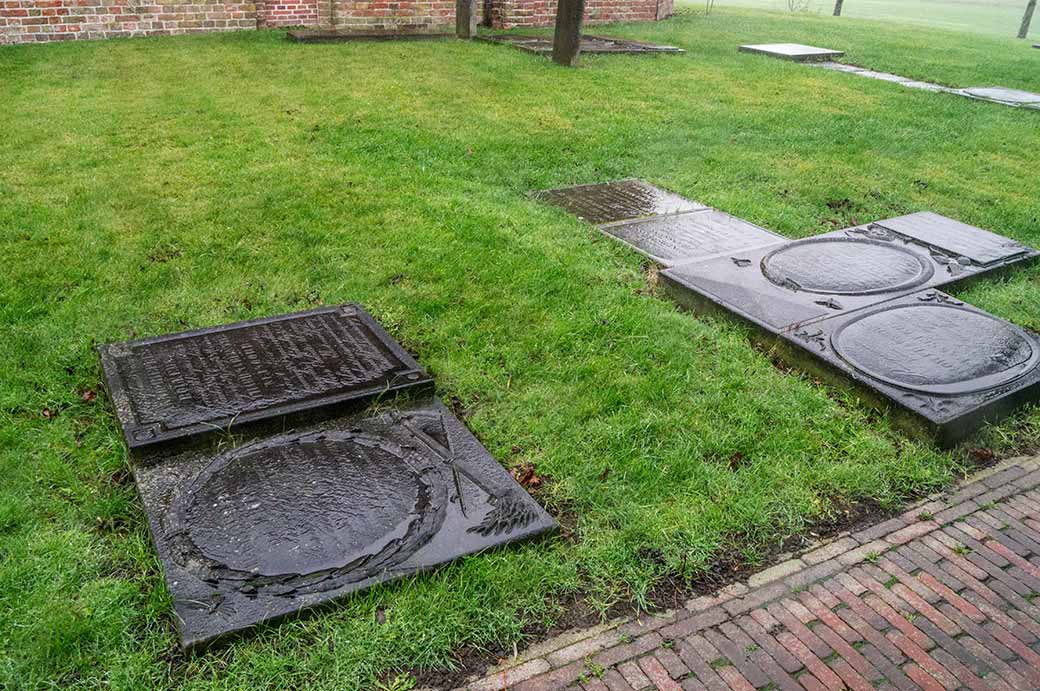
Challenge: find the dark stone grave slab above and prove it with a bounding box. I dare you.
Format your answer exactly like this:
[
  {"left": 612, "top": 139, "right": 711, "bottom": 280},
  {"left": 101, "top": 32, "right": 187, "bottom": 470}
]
[
  {"left": 661, "top": 217, "right": 1038, "bottom": 333},
  {"left": 286, "top": 29, "right": 453, "bottom": 43},
  {"left": 874, "top": 212, "right": 1039, "bottom": 266},
  {"left": 99, "top": 304, "right": 432, "bottom": 453},
  {"left": 777, "top": 290, "right": 1040, "bottom": 447},
  {"left": 477, "top": 34, "right": 684, "bottom": 56},
  {"left": 600, "top": 210, "right": 786, "bottom": 267},
  {"left": 532, "top": 179, "right": 707, "bottom": 225},
  {"left": 135, "top": 397, "right": 557, "bottom": 650},
  {"left": 961, "top": 86, "right": 1040, "bottom": 108},
  {"left": 738, "top": 43, "right": 844, "bottom": 62}
]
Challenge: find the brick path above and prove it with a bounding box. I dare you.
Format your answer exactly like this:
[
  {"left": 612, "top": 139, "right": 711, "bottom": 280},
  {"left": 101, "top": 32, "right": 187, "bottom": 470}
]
[{"left": 462, "top": 455, "right": 1040, "bottom": 690}]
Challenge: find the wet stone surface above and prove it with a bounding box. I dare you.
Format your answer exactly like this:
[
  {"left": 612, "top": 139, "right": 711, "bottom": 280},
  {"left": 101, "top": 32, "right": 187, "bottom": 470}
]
[
  {"left": 661, "top": 217, "right": 1037, "bottom": 332},
  {"left": 783, "top": 291, "right": 1040, "bottom": 446},
  {"left": 600, "top": 210, "right": 786, "bottom": 267},
  {"left": 875, "top": 211, "right": 1038, "bottom": 266},
  {"left": 99, "top": 305, "right": 431, "bottom": 452},
  {"left": 533, "top": 179, "right": 707, "bottom": 225},
  {"left": 962, "top": 86, "right": 1040, "bottom": 107},
  {"left": 477, "top": 34, "right": 684, "bottom": 55},
  {"left": 738, "top": 43, "right": 844, "bottom": 61},
  {"left": 136, "top": 398, "right": 557, "bottom": 650}
]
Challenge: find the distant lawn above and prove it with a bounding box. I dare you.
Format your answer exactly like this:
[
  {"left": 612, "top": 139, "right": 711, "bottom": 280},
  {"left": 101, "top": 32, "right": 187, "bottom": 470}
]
[
  {"left": 2, "top": 8, "right": 1039, "bottom": 690},
  {"left": 702, "top": 0, "right": 1039, "bottom": 40}
]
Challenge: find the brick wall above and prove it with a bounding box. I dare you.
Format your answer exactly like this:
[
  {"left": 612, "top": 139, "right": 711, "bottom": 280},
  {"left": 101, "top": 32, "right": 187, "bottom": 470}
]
[
  {"left": 260, "top": 0, "right": 317, "bottom": 27},
  {"left": 492, "top": 0, "right": 669, "bottom": 29},
  {"left": 1, "top": 0, "right": 666, "bottom": 44},
  {"left": 0, "top": 0, "right": 258, "bottom": 44},
  {"left": 316, "top": 0, "right": 482, "bottom": 32}
]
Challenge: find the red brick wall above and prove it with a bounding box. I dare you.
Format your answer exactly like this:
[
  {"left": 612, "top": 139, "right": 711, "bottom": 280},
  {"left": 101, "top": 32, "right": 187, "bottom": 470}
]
[
  {"left": 317, "top": 0, "right": 482, "bottom": 32},
  {"left": 1, "top": 0, "right": 665, "bottom": 44},
  {"left": 0, "top": 0, "right": 257, "bottom": 44},
  {"left": 492, "top": 0, "right": 667, "bottom": 29},
  {"left": 260, "top": 0, "right": 317, "bottom": 26}
]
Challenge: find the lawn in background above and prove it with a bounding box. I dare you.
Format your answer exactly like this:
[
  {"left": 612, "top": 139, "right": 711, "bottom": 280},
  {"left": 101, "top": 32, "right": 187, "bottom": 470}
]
[
  {"left": 2, "top": 8, "right": 1039, "bottom": 690},
  {"left": 701, "top": 0, "right": 1039, "bottom": 40}
]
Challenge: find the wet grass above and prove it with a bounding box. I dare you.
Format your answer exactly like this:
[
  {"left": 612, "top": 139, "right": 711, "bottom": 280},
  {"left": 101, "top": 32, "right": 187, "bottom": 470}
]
[{"left": 1, "top": 8, "right": 1039, "bottom": 690}]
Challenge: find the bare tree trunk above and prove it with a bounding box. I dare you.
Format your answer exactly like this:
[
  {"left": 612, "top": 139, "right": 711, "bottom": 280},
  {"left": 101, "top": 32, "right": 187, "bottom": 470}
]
[
  {"left": 456, "top": 0, "right": 476, "bottom": 38},
  {"left": 552, "top": 0, "right": 585, "bottom": 67},
  {"left": 1020, "top": 0, "right": 1037, "bottom": 39},
  {"left": 833, "top": 0, "right": 844, "bottom": 16}
]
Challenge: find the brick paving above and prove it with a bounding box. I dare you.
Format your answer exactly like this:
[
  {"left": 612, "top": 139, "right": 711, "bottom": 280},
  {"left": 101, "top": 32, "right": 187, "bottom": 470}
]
[{"left": 461, "top": 455, "right": 1040, "bottom": 690}]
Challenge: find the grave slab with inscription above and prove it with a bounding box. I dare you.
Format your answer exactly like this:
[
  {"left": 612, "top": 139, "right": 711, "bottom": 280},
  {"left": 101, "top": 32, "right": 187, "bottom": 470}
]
[
  {"left": 477, "top": 34, "right": 684, "bottom": 56},
  {"left": 738, "top": 43, "right": 844, "bottom": 62},
  {"left": 780, "top": 291, "right": 1040, "bottom": 446},
  {"left": 599, "top": 210, "right": 787, "bottom": 267},
  {"left": 540, "top": 179, "right": 1039, "bottom": 444},
  {"left": 533, "top": 180, "right": 708, "bottom": 225},
  {"left": 135, "top": 397, "right": 556, "bottom": 650},
  {"left": 660, "top": 218, "right": 1036, "bottom": 333},
  {"left": 99, "top": 305, "right": 432, "bottom": 453},
  {"left": 99, "top": 306, "right": 556, "bottom": 649}
]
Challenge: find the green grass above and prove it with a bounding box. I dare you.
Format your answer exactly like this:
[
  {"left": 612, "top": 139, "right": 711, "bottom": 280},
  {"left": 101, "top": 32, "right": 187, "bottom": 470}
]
[
  {"left": 2, "top": 8, "right": 1039, "bottom": 690},
  {"left": 701, "top": 0, "right": 1039, "bottom": 40}
]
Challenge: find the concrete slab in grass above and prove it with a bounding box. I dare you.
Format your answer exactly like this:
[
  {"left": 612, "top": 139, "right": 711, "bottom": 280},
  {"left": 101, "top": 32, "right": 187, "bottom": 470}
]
[{"left": 739, "top": 43, "right": 844, "bottom": 62}]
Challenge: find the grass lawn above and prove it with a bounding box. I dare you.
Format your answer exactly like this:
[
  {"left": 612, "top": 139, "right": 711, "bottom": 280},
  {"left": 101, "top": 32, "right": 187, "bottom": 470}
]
[
  {"left": 2, "top": 8, "right": 1040, "bottom": 690},
  {"left": 705, "top": 0, "right": 1040, "bottom": 40}
]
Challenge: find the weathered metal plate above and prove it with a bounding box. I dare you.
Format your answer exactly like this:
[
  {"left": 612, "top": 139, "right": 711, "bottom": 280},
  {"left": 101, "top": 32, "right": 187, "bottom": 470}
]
[
  {"left": 874, "top": 212, "right": 1038, "bottom": 266},
  {"left": 533, "top": 179, "right": 707, "bottom": 225},
  {"left": 661, "top": 220, "right": 1038, "bottom": 332},
  {"left": 781, "top": 291, "right": 1040, "bottom": 447},
  {"left": 600, "top": 210, "right": 785, "bottom": 266},
  {"left": 962, "top": 86, "right": 1040, "bottom": 107},
  {"left": 477, "top": 34, "right": 684, "bottom": 55},
  {"left": 99, "top": 305, "right": 431, "bottom": 452},
  {"left": 286, "top": 29, "right": 453, "bottom": 43},
  {"left": 738, "top": 43, "right": 844, "bottom": 62},
  {"left": 135, "top": 398, "right": 557, "bottom": 650},
  {"left": 760, "top": 237, "right": 935, "bottom": 296}
]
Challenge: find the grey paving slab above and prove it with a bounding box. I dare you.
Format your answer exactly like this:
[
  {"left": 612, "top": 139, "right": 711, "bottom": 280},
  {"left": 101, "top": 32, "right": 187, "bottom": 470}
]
[
  {"left": 136, "top": 397, "right": 557, "bottom": 650},
  {"left": 532, "top": 179, "right": 707, "bottom": 225},
  {"left": 739, "top": 43, "right": 844, "bottom": 61},
  {"left": 599, "top": 210, "right": 785, "bottom": 267},
  {"left": 98, "top": 304, "right": 432, "bottom": 453},
  {"left": 962, "top": 86, "right": 1040, "bottom": 107}
]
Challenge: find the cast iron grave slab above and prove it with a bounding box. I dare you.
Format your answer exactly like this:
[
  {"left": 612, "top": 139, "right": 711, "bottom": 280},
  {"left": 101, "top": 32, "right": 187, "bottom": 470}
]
[
  {"left": 477, "top": 34, "right": 683, "bottom": 55},
  {"left": 661, "top": 217, "right": 1038, "bottom": 332},
  {"left": 135, "top": 397, "right": 557, "bottom": 650},
  {"left": 600, "top": 210, "right": 786, "bottom": 267},
  {"left": 99, "top": 305, "right": 431, "bottom": 453},
  {"left": 874, "top": 211, "right": 1039, "bottom": 266},
  {"left": 738, "top": 43, "right": 844, "bottom": 62},
  {"left": 961, "top": 86, "right": 1040, "bottom": 108},
  {"left": 287, "top": 29, "right": 453, "bottom": 42},
  {"left": 777, "top": 290, "right": 1040, "bottom": 447},
  {"left": 532, "top": 179, "right": 707, "bottom": 225}
]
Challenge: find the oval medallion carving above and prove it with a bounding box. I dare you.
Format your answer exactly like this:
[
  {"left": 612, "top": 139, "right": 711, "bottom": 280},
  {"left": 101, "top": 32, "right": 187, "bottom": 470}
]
[
  {"left": 167, "top": 431, "right": 448, "bottom": 592},
  {"left": 761, "top": 238, "right": 934, "bottom": 295},
  {"left": 832, "top": 304, "right": 1038, "bottom": 395}
]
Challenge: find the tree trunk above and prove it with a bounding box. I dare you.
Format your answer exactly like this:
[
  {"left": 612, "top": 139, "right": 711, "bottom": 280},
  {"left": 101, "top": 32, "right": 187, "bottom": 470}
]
[
  {"left": 456, "top": 0, "right": 476, "bottom": 38},
  {"left": 833, "top": 0, "right": 844, "bottom": 16},
  {"left": 1019, "top": 0, "right": 1037, "bottom": 39},
  {"left": 552, "top": 0, "right": 585, "bottom": 66}
]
